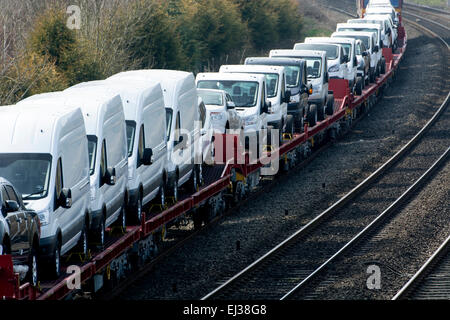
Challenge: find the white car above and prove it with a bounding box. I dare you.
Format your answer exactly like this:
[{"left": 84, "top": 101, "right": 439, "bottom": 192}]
[
  {"left": 196, "top": 72, "right": 269, "bottom": 151},
  {"left": 111, "top": 70, "right": 202, "bottom": 201},
  {"left": 1, "top": 102, "right": 90, "bottom": 278},
  {"left": 219, "top": 64, "right": 291, "bottom": 143},
  {"left": 197, "top": 89, "right": 243, "bottom": 134},
  {"left": 63, "top": 86, "right": 129, "bottom": 246}
]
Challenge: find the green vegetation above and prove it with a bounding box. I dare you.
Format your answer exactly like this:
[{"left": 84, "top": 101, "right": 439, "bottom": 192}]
[{"left": 0, "top": 0, "right": 303, "bottom": 105}]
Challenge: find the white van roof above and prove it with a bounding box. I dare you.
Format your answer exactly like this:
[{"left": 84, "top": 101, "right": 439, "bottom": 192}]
[
  {"left": 270, "top": 49, "right": 326, "bottom": 59},
  {"left": 219, "top": 65, "right": 285, "bottom": 77},
  {"left": 109, "top": 70, "right": 195, "bottom": 110},
  {"left": 196, "top": 72, "right": 266, "bottom": 83},
  {"left": 337, "top": 23, "right": 382, "bottom": 30},
  {"left": 66, "top": 79, "right": 163, "bottom": 123},
  {"left": 332, "top": 31, "right": 376, "bottom": 39},
  {"left": 0, "top": 101, "right": 84, "bottom": 154},
  {"left": 62, "top": 87, "right": 123, "bottom": 135},
  {"left": 305, "top": 37, "right": 356, "bottom": 46}
]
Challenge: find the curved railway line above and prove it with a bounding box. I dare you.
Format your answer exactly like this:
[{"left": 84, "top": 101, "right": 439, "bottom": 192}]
[{"left": 202, "top": 3, "right": 450, "bottom": 301}]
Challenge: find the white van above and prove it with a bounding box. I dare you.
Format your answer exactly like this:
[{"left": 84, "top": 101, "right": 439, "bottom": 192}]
[
  {"left": 69, "top": 79, "right": 168, "bottom": 223},
  {"left": 336, "top": 23, "right": 385, "bottom": 76},
  {"left": 219, "top": 65, "right": 291, "bottom": 143},
  {"left": 110, "top": 70, "right": 201, "bottom": 202},
  {"left": 293, "top": 42, "right": 348, "bottom": 82},
  {"left": 196, "top": 72, "right": 269, "bottom": 149},
  {"left": 302, "top": 37, "right": 360, "bottom": 93},
  {"left": 61, "top": 87, "right": 129, "bottom": 245},
  {"left": 0, "top": 103, "right": 90, "bottom": 277}
]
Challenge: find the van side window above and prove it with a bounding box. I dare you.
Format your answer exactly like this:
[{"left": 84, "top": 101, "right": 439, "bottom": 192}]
[
  {"left": 174, "top": 112, "right": 181, "bottom": 145},
  {"left": 137, "top": 125, "right": 145, "bottom": 168},
  {"left": 4, "top": 186, "right": 19, "bottom": 204},
  {"left": 100, "top": 141, "right": 107, "bottom": 187},
  {"left": 54, "top": 158, "right": 63, "bottom": 209},
  {"left": 260, "top": 84, "right": 266, "bottom": 115}
]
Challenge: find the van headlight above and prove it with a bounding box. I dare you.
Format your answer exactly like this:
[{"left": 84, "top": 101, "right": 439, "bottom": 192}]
[
  {"left": 328, "top": 65, "right": 340, "bottom": 73},
  {"left": 211, "top": 112, "right": 224, "bottom": 121},
  {"left": 245, "top": 115, "right": 258, "bottom": 126},
  {"left": 38, "top": 210, "right": 50, "bottom": 226}
]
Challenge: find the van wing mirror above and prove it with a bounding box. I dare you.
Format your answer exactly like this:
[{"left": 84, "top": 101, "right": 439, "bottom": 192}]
[
  {"left": 105, "top": 167, "right": 117, "bottom": 186},
  {"left": 227, "top": 101, "right": 236, "bottom": 110},
  {"left": 285, "top": 90, "right": 291, "bottom": 103},
  {"left": 59, "top": 189, "right": 72, "bottom": 209},
  {"left": 143, "top": 148, "right": 153, "bottom": 166},
  {"left": 343, "top": 55, "right": 349, "bottom": 63},
  {"left": 374, "top": 45, "right": 379, "bottom": 52},
  {"left": 4, "top": 200, "right": 20, "bottom": 214},
  {"left": 263, "top": 101, "right": 271, "bottom": 114}
]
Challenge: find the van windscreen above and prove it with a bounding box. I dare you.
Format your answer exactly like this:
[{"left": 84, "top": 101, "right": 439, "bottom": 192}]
[
  {"left": 197, "top": 81, "right": 259, "bottom": 108},
  {"left": 0, "top": 154, "right": 52, "bottom": 200},
  {"left": 294, "top": 43, "right": 339, "bottom": 60}
]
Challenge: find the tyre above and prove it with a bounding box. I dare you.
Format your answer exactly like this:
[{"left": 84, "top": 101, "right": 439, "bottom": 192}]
[
  {"left": 285, "top": 115, "right": 294, "bottom": 137},
  {"left": 266, "top": 125, "right": 274, "bottom": 146},
  {"left": 27, "top": 245, "right": 39, "bottom": 287},
  {"left": 158, "top": 183, "right": 166, "bottom": 207},
  {"left": 95, "top": 217, "right": 105, "bottom": 249},
  {"left": 189, "top": 165, "right": 198, "bottom": 193},
  {"left": 136, "top": 193, "right": 143, "bottom": 223},
  {"left": 294, "top": 115, "right": 304, "bottom": 133},
  {"left": 381, "top": 59, "right": 386, "bottom": 74},
  {"left": 355, "top": 77, "right": 363, "bottom": 96},
  {"left": 326, "top": 94, "right": 334, "bottom": 116},
  {"left": 51, "top": 238, "right": 61, "bottom": 279},
  {"left": 307, "top": 104, "right": 318, "bottom": 127},
  {"left": 317, "top": 102, "right": 326, "bottom": 122},
  {"left": 119, "top": 204, "right": 127, "bottom": 229},
  {"left": 171, "top": 179, "right": 179, "bottom": 203}
]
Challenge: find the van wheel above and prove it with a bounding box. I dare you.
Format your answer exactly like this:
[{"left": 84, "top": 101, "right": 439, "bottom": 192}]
[
  {"left": 136, "top": 195, "right": 143, "bottom": 223},
  {"left": 159, "top": 183, "right": 166, "bottom": 208},
  {"left": 381, "top": 59, "right": 386, "bottom": 74},
  {"left": 317, "top": 103, "right": 326, "bottom": 122},
  {"left": 95, "top": 218, "right": 106, "bottom": 249},
  {"left": 172, "top": 180, "right": 179, "bottom": 203},
  {"left": 190, "top": 166, "right": 199, "bottom": 193},
  {"left": 355, "top": 77, "right": 363, "bottom": 96},
  {"left": 326, "top": 94, "right": 335, "bottom": 116},
  {"left": 307, "top": 104, "right": 318, "bottom": 127},
  {"left": 77, "top": 222, "right": 89, "bottom": 256},
  {"left": 118, "top": 204, "right": 127, "bottom": 229},
  {"left": 28, "top": 245, "right": 39, "bottom": 287},
  {"left": 52, "top": 239, "right": 61, "bottom": 279},
  {"left": 285, "top": 115, "right": 294, "bottom": 138},
  {"left": 295, "top": 115, "right": 304, "bottom": 133}
]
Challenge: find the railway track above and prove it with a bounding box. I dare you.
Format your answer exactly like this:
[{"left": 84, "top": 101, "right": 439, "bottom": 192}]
[
  {"left": 393, "top": 234, "right": 450, "bottom": 300},
  {"left": 202, "top": 4, "right": 450, "bottom": 301}
]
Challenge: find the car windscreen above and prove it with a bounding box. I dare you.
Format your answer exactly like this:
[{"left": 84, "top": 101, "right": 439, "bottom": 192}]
[
  {"left": 0, "top": 154, "right": 52, "bottom": 200},
  {"left": 294, "top": 43, "right": 338, "bottom": 60},
  {"left": 87, "top": 135, "right": 98, "bottom": 175},
  {"left": 197, "top": 81, "right": 259, "bottom": 108},
  {"left": 198, "top": 90, "right": 223, "bottom": 106},
  {"left": 125, "top": 120, "right": 136, "bottom": 157}
]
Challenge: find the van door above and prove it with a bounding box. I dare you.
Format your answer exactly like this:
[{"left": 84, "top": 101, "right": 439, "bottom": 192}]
[{"left": 53, "top": 157, "right": 73, "bottom": 246}]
